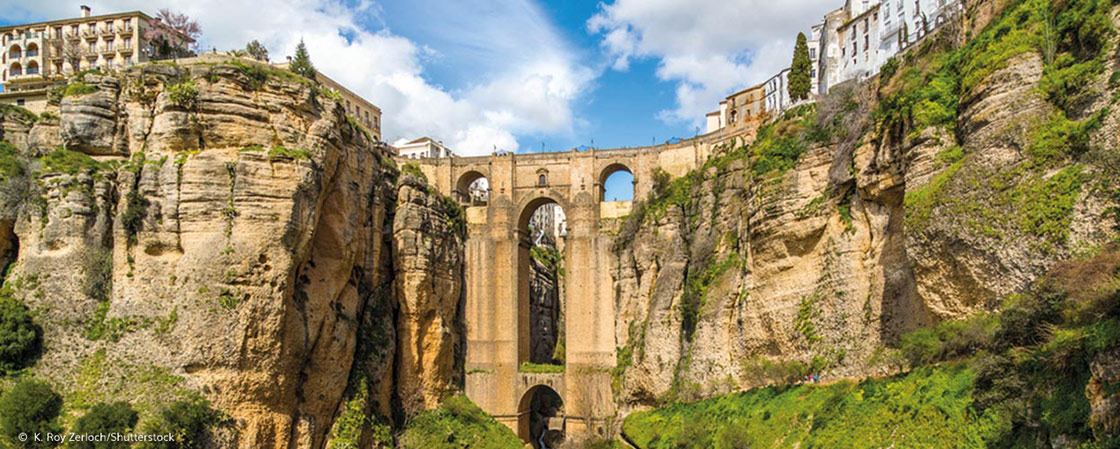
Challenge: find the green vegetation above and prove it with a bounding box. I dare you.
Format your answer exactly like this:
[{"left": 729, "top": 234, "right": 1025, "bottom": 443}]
[
  {"left": 289, "top": 39, "right": 318, "bottom": 81},
  {"left": 625, "top": 247, "right": 1120, "bottom": 448},
  {"left": 0, "top": 379, "right": 62, "bottom": 448},
  {"left": 439, "top": 195, "right": 466, "bottom": 236},
  {"left": 681, "top": 252, "right": 740, "bottom": 342},
  {"left": 398, "top": 395, "right": 523, "bottom": 449},
  {"left": 747, "top": 106, "right": 815, "bottom": 176},
  {"left": 244, "top": 40, "right": 269, "bottom": 61},
  {"left": 0, "top": 141, "right": 24, "bottom": 182},
  {"left": 122, "top": 190, "right": 149, "bottom": 247},
  {"left": 166, "top": 80, "right": 199, "bottom": 110},
  {"left": 327, "top": 380, "right": 371, "bottom": 449},
  {"left": 136, "top": 398, "right": 220, "bottom": 449},
  {"left": 530, "top": 245, "right": 564, "bottom": 278},
  {"left": 518, "top": 362, "right": 565, "bottom": 373},
  {"left": 70, "top": 402, "right": 139, "bottom": 449},
  {"left": 266, "top": 145, "right": 311, "bottom": 160},
  {"left": 39, "top": 148, "right": 107, "bottom": 176},
  {"left": 82, "top": 248, "right": 113, "bottom": 303},
  {"left": 401, "top": 162, "right": 427, "bottom": 181},
  {"left": 626, "top": 365, "right": 980, "bottom": 449},
  {"left": 0, "top": 104, "right": 39, "bottom": 123},
  {"left": 0, "top": 293, "right": 42, "bottom": 374},
  {"left": 63, "top": 82, "right": 99, "bottom": 98},
  {"left": 788, "top": 32, "right": 811, "bottom": 101}
]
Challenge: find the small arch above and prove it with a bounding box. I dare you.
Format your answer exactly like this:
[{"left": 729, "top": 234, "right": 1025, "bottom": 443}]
[
  {"left": 455, "top": 170, "right": 489, "bottom": 206},
  {"left": 9, "top": 62, "right": 21, "bottom": 76},
  {"left": 25, "top": 60, "right": 38, "bottom": 75},
  {"left": 8, "top": 44, "right": 21, "bottom": 59},
  {"left": 25, "top": 42, "right": 38, "bottom": 57},
  {"left": 599, "top": 163, "right": 634, "bottom": 202},
  {"left": 518, "top": 385, "right": 564, "bottom": 448}
]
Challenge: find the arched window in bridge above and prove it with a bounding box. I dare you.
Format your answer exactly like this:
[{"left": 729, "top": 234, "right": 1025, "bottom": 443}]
[
  {"left": 455, "top": 171, "right": 489, "bottom": 206},
  {"left": 599, "top": 164, "right": 634, "bottom": 202},
  {"left": 538, "top": 174, "right": 547, "bottom": 186}
]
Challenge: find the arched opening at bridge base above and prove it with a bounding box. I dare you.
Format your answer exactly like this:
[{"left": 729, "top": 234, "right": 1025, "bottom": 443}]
[
  {"left": 517, "top": 198, "right": 566, "bottom": 368},
  {"left": 599, "top": 163, "right": 635, "bottom": 202},
  {"left": 455, "top": 170, "right": 489, "bottom": 206},
  {"left": 518, "top": 385, "right": 564, "bottom": 448}
]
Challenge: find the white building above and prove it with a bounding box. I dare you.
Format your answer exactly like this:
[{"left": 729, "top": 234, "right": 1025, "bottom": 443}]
[
  {"left": 396, "top": 137, "right": 455, "bottom": 159},
  {"left": 764, "top": 68, "right": 791, "bottom": 116}
]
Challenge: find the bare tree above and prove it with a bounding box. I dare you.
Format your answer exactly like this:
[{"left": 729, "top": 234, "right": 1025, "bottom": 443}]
[
  {"left": 143, "top": 9, "right": 201, "bottom": 60},
  {"left": 61, "top": 39, "right": 85, "bottom": 74}
]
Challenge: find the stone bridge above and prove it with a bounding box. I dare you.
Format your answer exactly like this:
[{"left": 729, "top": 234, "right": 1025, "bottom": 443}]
[{"left": 411, "top": 130, "right": 741, "bottom": 443}]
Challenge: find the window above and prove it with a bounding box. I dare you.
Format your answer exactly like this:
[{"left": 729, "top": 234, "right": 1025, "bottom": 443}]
[
  {"left": 105, "top": 21, "right": 113, "bottom": 32},
  {"left": 89, "top": 42, "right": 95, "bottom": 53},
  {"left": 16, "top": 99, "right": 24, "bottom": 106},
  {"left": 810, "top": 69, "right": 816, "bottom": 78},
  {"left": 538, "top": 174, "right": 547, "bottom": 186},
  {"left": 810, "top": 48, "right": 817, "bottom": 59},
  {"left": 124, "top": 37, "right": 131, "bottom": 49},
  {"left": 105, "top": 56, "right": 114, "bottom": 68},
  {"left": 54, "top": 27, "right": 62, "bottom": 38},
  {"left": 71, "top": 25, "right": 79, "bottom": 36},
  {"left": 106, "top": 39, "right": 114, "bottom": 51},
  {"left": 864, "top": 35, "right": 869, "bottom": 50},
  {"left": 123, "top": 19, "right": 131, "bottom": 30},
  {"left": 124, "top": 55, "right": 132, "bottom": 65}
]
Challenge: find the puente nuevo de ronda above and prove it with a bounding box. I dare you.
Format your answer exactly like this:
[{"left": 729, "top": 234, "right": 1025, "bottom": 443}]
[{"left": 410, "top": 125, "right": 751, "bottom": 440}]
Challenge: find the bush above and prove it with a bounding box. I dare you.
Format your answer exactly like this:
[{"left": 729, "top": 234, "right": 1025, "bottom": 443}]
[
  {"left": 40, "top": 148, "right": 106, "bottom": 176},
  {"left": 121, "top": 190, "right": 149, "bottom": 247},
  {"left": 165, "top": 81, "right": 198, "bottom": 110},
  {"left": 0, "top": 379, "right": 62, "bottom": 448},
  {"left": 82, "top": 249, "right": 113, "bottom": 303},
  {"left": 63, "top": 83, "right": 99, "bottom": 98},
  {"left": 398, "top": 395, "right": 522, "bottom": 449},
  {"left": 0, "top": 294, "right": 42, "bottom": 373},
  {"left": 136, "top": 398, "right": 219, "bottom": 449},
  {"left": 71, "top": 402, "right": 139, "bottom": 449}
]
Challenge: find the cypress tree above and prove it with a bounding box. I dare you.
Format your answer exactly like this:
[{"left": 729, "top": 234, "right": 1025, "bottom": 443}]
[
  {"left": 290, "top": 39, "right": 317, "bottom": 81},
  {"left": 789, "top": 32, "right": 812, "bottom": 101}
]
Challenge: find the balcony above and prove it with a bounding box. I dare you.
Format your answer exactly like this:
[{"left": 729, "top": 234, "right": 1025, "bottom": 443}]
[
  {"left": 117, "top": 45, "right": 133, "bottom": 55},
  {"left": 100, "top": 27, "right": 115, "bottom": 37},
  {"left": 65, "top": 33, "right": 81, "bottom": 41},
  {"left": 116, "top": 26, "right": 134, "bottom": 36},
  {"left": 100, "top": 46, "right": 117, "bottom": 55},
  {"left": 82, "top": 31, "right": 99, "bottom": 40}
]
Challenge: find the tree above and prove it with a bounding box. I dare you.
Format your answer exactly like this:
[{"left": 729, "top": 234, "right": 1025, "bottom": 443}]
[
  {"left": 0, "top": 293, "right": 41, "bottom": 373},
  {"left": 61, "top": 39, "right": 85, "bottom": 73},
  {"left": 289, "top": 39, "right": 317, "bottom": 81},
  {"left": 71, "top": 402, "right": 138, "bottom": 449},
  {"left": 0, "top": 379, "right": 61, "bottom": 448},
  {"left": 788, "top": 32, "right": 812, "bottom": 102},
  {"left": 245, "top": 40, "right": 268, "bottom": 61},
  {"left": 143, "top": 9, "right": 201, "bottom": 60}
]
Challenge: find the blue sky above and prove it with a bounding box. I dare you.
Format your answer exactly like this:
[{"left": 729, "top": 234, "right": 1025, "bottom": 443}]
[{"left": 0, "top": 0, "right": 837, "bottom": 161}]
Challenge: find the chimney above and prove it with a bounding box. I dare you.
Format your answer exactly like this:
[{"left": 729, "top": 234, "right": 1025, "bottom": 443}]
[{"left": 80, "top": 5, "right": 91, "bottom": 17}]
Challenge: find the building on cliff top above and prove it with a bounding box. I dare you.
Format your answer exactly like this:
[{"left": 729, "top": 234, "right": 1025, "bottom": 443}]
[
  {"left": 0, "top": 5, "right": 195, "bottom": 113},
  {"left": 705, "top": 0, "right": 962, "bottom": 133},
  {"left": 396, "top": 137, "right": 456, "bottom": 159}
]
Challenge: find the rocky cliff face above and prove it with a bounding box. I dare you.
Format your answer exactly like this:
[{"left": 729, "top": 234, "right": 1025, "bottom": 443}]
[
  {"left": 0, "top": 61, "right": 464, "bottom": 449},
  {"left": 609, "top": 1, "right": 1120, "bottom": 409}
]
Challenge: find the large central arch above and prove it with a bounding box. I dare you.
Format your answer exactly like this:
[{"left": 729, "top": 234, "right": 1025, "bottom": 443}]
[{"left": 517, "top": 196, "right": 566, "bottom": 366}]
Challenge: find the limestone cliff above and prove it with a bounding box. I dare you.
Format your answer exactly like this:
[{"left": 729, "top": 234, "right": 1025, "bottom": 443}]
[
  {"left": 0, "top": 60, "right": 465, "bottom": 449},
  {"left": 609, "top": 0, "right": 1120, "bottom": 409}
]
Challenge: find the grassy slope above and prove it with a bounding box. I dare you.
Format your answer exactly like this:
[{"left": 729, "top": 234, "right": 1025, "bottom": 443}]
[
  {"left": 398, "top": 395, "right": 523, "bottom": 449},
  {"left": 623, "top": 246, "right": 1120, "bottom": 449}
]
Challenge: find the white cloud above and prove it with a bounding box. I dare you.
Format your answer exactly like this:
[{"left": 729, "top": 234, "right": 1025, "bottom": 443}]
[
  {"left": 0, "top": 0, "right": 592, "bottom": 156},
  {"left": 588, "top": 0, "right": 835, "bottom": 124}
]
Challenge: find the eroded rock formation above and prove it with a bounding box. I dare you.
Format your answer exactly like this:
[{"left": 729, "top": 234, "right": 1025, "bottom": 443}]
[{"left": 0, "top": 61, "right": 465, "bottom": 449}]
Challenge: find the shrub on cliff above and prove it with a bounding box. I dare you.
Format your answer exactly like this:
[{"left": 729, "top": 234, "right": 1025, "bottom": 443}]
[
  {"left": 71, "top": 402, "right": 139, "bottom": 449},
  {"left": 136, "top": 398, "right": 219, "bottom": 449},
  {"left": 0, "top": 293, "right": 42, "bottom": 374},
  {"left": 398, "top": 395, "right": 522, "bottom": 449},
  {"left": 0, "top": 379, "right": 62, "bottom": 448}
]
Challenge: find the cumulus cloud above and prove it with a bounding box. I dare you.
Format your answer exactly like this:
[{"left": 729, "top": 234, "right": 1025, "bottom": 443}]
[
  {"left": 588, "top": 0, "right": 836, "bottom": 124},
  {"left": 0, "top": 0, "right": 592, "bottom": 156}
]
